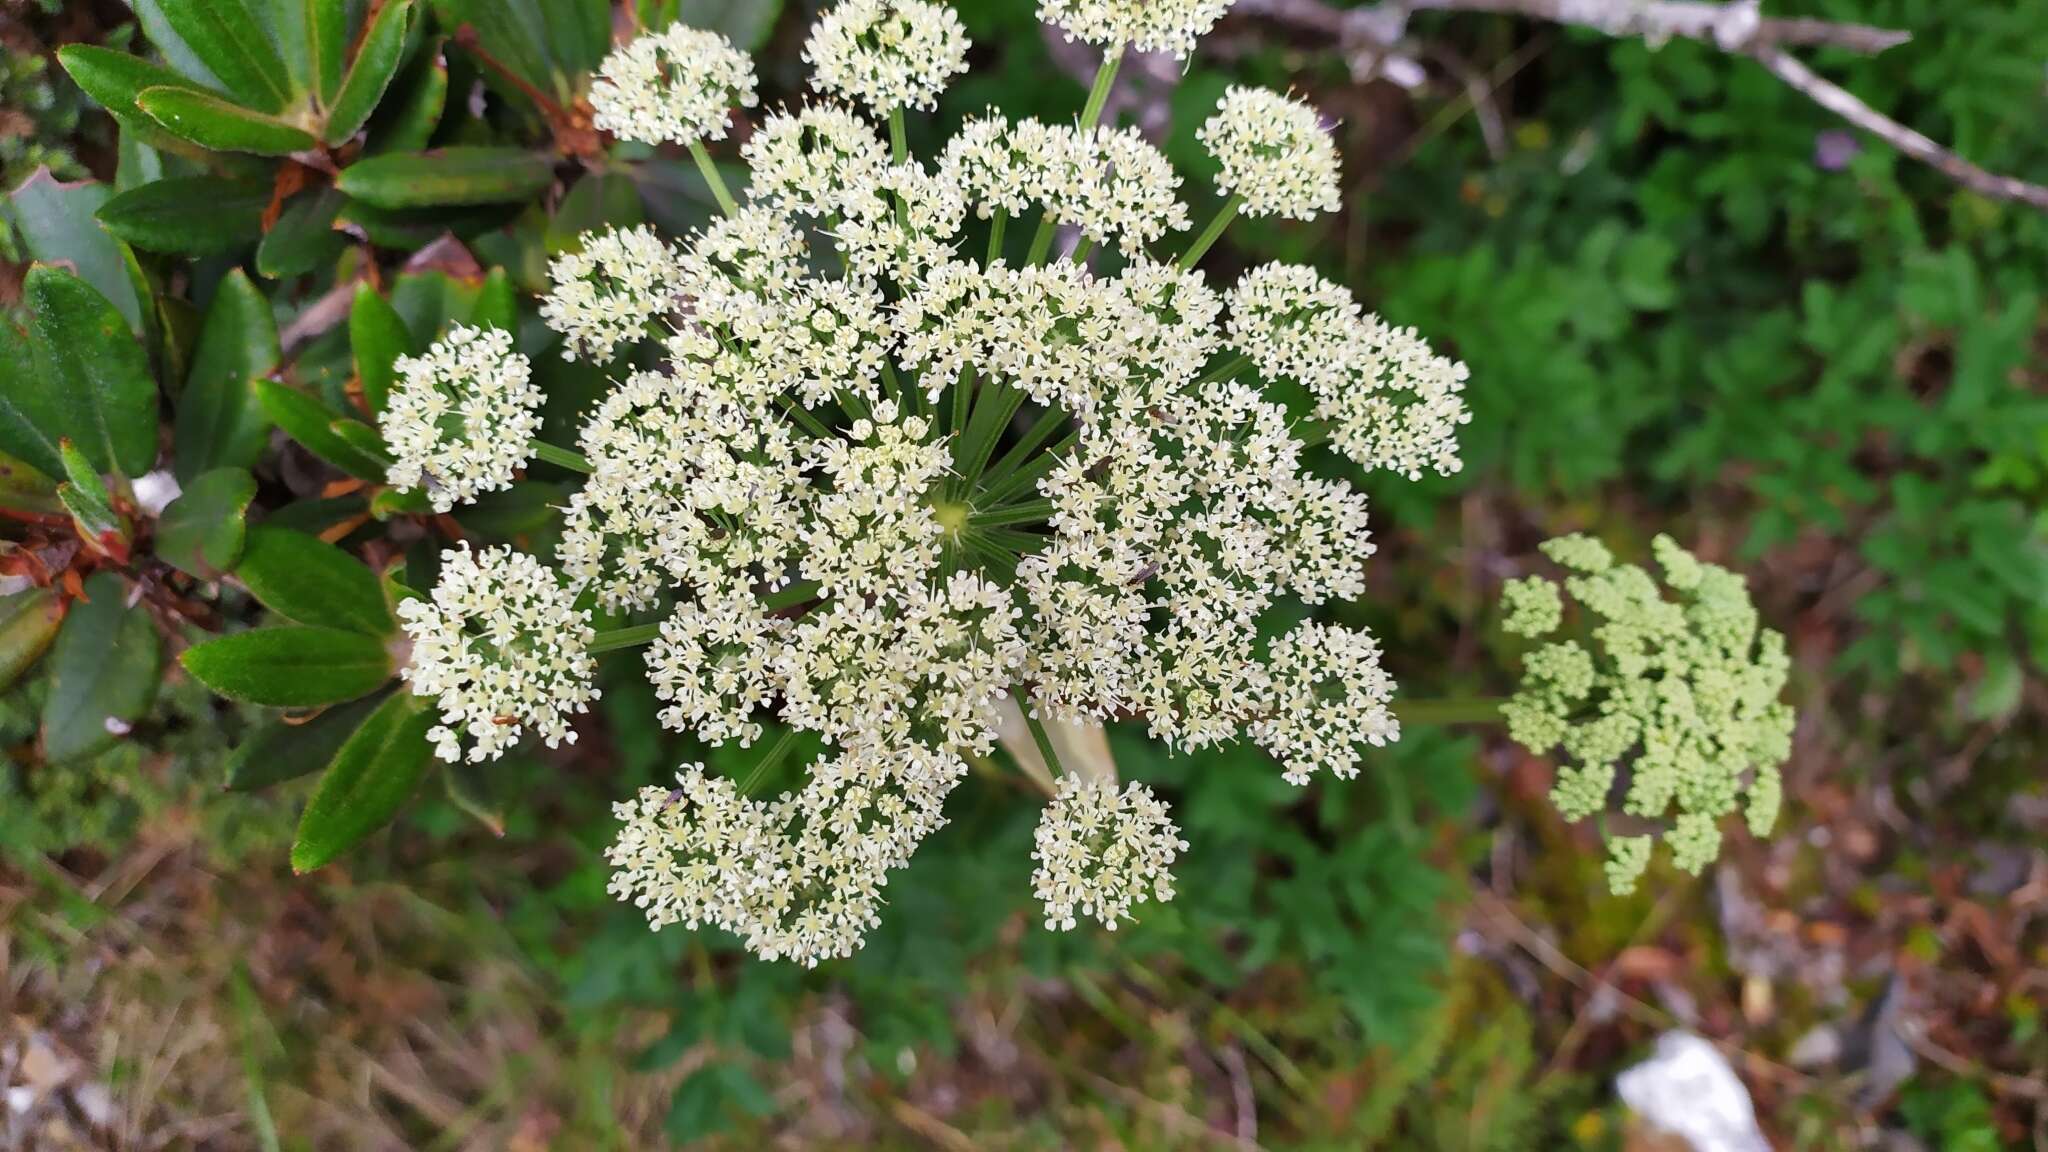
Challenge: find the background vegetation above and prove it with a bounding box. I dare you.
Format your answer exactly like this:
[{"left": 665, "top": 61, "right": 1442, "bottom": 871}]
[{"left": 0, "top": 0, "right": 2042, "bottom": 1147}]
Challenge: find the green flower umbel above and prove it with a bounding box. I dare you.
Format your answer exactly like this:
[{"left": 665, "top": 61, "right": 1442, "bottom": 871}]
[{"left": 1501, "top": 535, "right": 1794, "bottom": 894}]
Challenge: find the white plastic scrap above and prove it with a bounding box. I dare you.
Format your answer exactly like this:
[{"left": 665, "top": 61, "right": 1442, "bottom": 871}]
[{"left": 1616, "top": 1032, "right": 1771, "bottom": 1152}]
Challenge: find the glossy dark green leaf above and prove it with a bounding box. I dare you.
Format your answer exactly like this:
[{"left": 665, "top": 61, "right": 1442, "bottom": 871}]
[
  {"left": 136, "top": 87, "right": 318, "bottom": 155},
  {"left": 470, "top": 267, "right": 516, "bottom": 333},
  {"left": 256, "top": 187, "right": 348, "bottom": 279},
  {"left": 57, "top": 442, "right": 126, "bottom": 560},
  {"left": 307, "top": 0, "right": 350, "bottom": 105},
  {"left": 41, "top": 572, "right": 163, "bottom": 763},
  {"left": 0, "top": 589, "right": 64, "bottom": 692},
  {"left": 236, "top": 524, "right": 394, "bottom": 635},
  {"left": 368, "top": 40, "right": 447, "bottom": 155},
  {"left": 4, "top": 169, "right": 148, "bottom": 333},
  {"left": 675, "top": 0, "right": 783, "bottom": 51},
  {"left": 23, "top": 266, "right": 158, "bottom": 478},
  {"left": 95, "top": 175, "right": 268, "bottom": 255},
  {"left": 156, "top": 467, "right": 258, "bottom": 579},
  {"left": 225, "top": 691, "right": 388, "bottom": 791},
  {"left": 154, "top": 0, "right": 293, "bottom": 112},
  {"left": 257, "top": 380, "right": 390, "bottom": 481},
  {"left": 291, "top": 691, "right": 435, "bottom": 872},
  {"left": 174, "top": 269, "right": 278, "bottom": 482},
  {"left": 325, "top": 0, "right": 411, "bottom": 144},
  {"left": 330, "top": 418, "right": 395, "bottom": 468},
  {"left": 57, "top": 44, "right": 221, "bottom": 120},
  {"left": 336, "top": 147, "right": 554, "bottom": 209},
  {"left": 542, "top": 0, "right": 611, "bottom": 76},
  {"left": 349, "top": 283, "right": 414, "bottom": 415},
  {"left": 334, "top": 197, "right": 519, "bottom": 248},
  {"left": 180, "top": 626, "right": 395, "bottom": 708}
]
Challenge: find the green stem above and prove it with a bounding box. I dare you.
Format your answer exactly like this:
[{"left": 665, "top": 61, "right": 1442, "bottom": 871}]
[
  {"left": 1025, "top": 212, "right": 1059, "bottom": 265},
  {"left": 528, "top": 439, "right": 591, "bottom": 474},
  {"left": 1178, "top": 193, "right": 1243, "bottom": 271},
  {"left": 1078, "top": 50, "right": 1123, "bottom": 131},
  {"left": 981, "top": 429, "right": 1077, "bottom": 506},
  {"left": 1196, "top": 353, "right": 1252, "bottom": 387},
  {"left": 740, "top": 726, "right": 800, "bottom": 794},
  {"left": 1069, "top": 237, "right": 1096, "bottom": 265},
  {"left": 970, "top": 499, "right": 1052, "bottom": 528},
  {"left": 688, "top": 140, "right": 739, "bottom": 216},
  {"left": 590, "top": 622, "right": 663, "bottom": 654},
  {"left": 760, "top": 579, "right": 820, "bottom": 610},
  {"left": 889, "top": 109, "right": 908, "bottom": 162},
  {"left": 1391, "top": 697, "right": 1505, "bottom": 726},
  {"left": 978, "top": 406, "right": 1070, "bottom": 494},
  {"left": 1016, "top": 690, "right": 1067, "bottom": 778},
  {"left": 776, "top": 396, "right": 836, "bottom": 440},
  {"left": 986, "top": 208, "right": 1008, "bottom": 266}
]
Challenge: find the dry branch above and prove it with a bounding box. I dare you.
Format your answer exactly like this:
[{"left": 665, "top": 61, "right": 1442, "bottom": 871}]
[{"left": 1232, "top": 0, "right": 2048, "bottom": 210}]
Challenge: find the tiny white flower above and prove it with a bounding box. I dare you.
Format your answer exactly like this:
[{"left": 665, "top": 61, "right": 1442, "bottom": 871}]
[
  {"left": 381, "top": 324, "right": 540, "bottom": 512},
  {"left": 540, "top": 226, "right": 686, "bottom": 362},
  {"left": 399, "top": 544, "right": 599, "bottom": 763},
  {"left": 590, "top": 25, "right": 758, "bottom": 146},
  {"left": 805, "top": 0, "right": 971, "bottom": 116},
  {"left": 1198, "top": 86, "right": 1342, "bottom": 220},
  {"left": 1037, "top": 0, "right": 1238, "bottom": 60},
  {"left": 1032, "top": 776, "right": 1187, "bottom": 931}
]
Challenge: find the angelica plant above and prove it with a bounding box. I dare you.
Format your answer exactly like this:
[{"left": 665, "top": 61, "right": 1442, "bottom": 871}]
[{"left": 366, "top": 0, "right": 1789, "bottom": 964}]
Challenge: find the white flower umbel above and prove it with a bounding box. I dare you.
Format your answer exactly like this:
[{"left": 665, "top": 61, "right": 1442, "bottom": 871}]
[
  {"left": 398, "top": 545, "right": 599, "bottom": 763},
  {"left": 1250, "top": 621, "right": 1399, "bottom": 784},
  {"left": 804, "top": 0, "right": 971, "bottom": 116},
  {"left": 1038, "top": 0, "right": 1238, "bottom": 59},
  {"left": 590, "top": 25, "right": 757, "bottom": 146},
  {"left": 1227, "top": 262, "right": 1471, "bottom": 478},
  {"left": 1032, "top": 776, "right": 1187, "bottom": 931},
  {"left": 540, "top": 226, "right": 686, "bottom": 363},
  {"left": 1198, "top": 86, "right": 1342, "bottom": 220},
  {"left": 381, "top": 324, "right": 541, "bottom": 513},
  {"left": 744, "top": 104, "right": 891, "bottom": 217}
]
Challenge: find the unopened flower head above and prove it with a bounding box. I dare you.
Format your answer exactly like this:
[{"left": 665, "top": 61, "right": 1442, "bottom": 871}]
[
  {"left": 590, "top": 25, "right": 757, "bottom": 146},
  {"left": 1032, "top": 776, "right": 1187, "bottom": 930},
  {"left": 1501, "top": 534, "right": 1795, "bottom": 894},
  {"left": 398, "top": 545, "right": 599, "bottom": 763},
  {"left": 1038, "top": 0, "right": 1238, "bottom": 59},
  {"left": 805, "top": 0, "right": 971, "bottom": 115},
  {"left": 540, "top": 226, "right": 686, "bottom": 362},
  {"left": 382, "top": 324, "right": 540, "bottom": 512},
  {"left": 1199, "top": 86, "right": 1342, "bottom": 220}
]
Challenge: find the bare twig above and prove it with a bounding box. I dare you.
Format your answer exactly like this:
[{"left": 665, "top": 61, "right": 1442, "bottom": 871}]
[
  {"left": 1232, "top": 0, "right": 2048, "bottom": 211},
  {"left": 1752, "top": 49, "right": 2048, "bottom": 210}
]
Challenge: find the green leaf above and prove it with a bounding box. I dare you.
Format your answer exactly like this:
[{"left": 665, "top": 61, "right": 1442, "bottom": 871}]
[
  {"left": 57, "top": 44, "right": 222, "bottom": 120},
  {"left": 157, "top": 467, "right": 258, "bottom": 579},
  {"left": 23, "top": 266, "right": 159, "bottom": 478},
  {"left": 256, "top": 380, "right": 389, "bottom": 480},
  {"left": 174, "top": 269, "right": 279, "bottom": 483},
  {"left": 336, "top": 147, "right": 555, "bottom": 209},
  {"left": 548, "top": 170, "right": 644, "bottom": 254},
  {"left": 225, "top": 691, "right": 389, "bottom": 791},
  {"left": 470, "top": 267, "right": 516, "bottom": 332},
  {"left": 0, "top": 589, "right": 64, "bottom": 692},
  {"left": 96, "top": 175, "right": 269, "bottom": 255},
  {"left": 307, "top": 0, "right": 349, "bottom": 105},
  {"left": 137, "top": 87, "right": 320, "bottom": 155},
  {"left": 256, "top": 187, "right": 347, "bottom": 279},
  {"left": 57, "top": 442, "right": 126, "bottom": 560},
  {"left": 350, "top": 284, "right": 414, "bottom": 416},
  {"left": 368, "top": 42, "right": 447, "bottom": 155},
  {"left": 542, "top": 0, "right": 612, "bottom": 77},
  {"left": 674, "top": 0, "right": 784, "bottom": 51},
  {"left": 325, "top": 0, "right": 412, "bottom": 144},
  {"left": 180, "top": 626, "right": 395, "bottom": 708},
  {"left": 4, "top": 169, "right": 148, "bottom": 333},
  {"left": 291, "top": 691, "right": 435, "bottom": 872},
  {"left": 154, "top": 0, "right": 294, "bottom": 112},
  {"left": 426, "top": 0, "right": 548, "bottom": 95},
  {"left": 236, "top": 524, "right": 394, "bottom": 635},
  {"left": 41, "top": 572, "right": 163, "bottom": 763},
  {"left": 0, "top": 319, "right": 63, "bottom": 480},
  {"left": 0, "top": 447, "right": 60, "bottom": 517},
  {"left": 329, "top": 417, "right": 396, "bottom": 470}
]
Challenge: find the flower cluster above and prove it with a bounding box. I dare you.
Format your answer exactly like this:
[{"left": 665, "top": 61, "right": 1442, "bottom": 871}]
[
  {"left": 1032, "top": 776, "right": 1188, "bottom": 930},
  {"left": 396, "top": 0, "right": 1483, "bottom": 964},
  {"left": 381, "top": 324, "right": 540, "bottom": 513},
  {"left": 397, "top": 545, "right": 599, "bottom": 763},
  {"left": 1501, "top": 535, "right": 1796, "bottom": 894},
  {"left": 589, "top": 25, "right": 757, "bottom": 146},
  {"left": 1198, "top": 86, "right": 1341, "bottom": 220}
]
